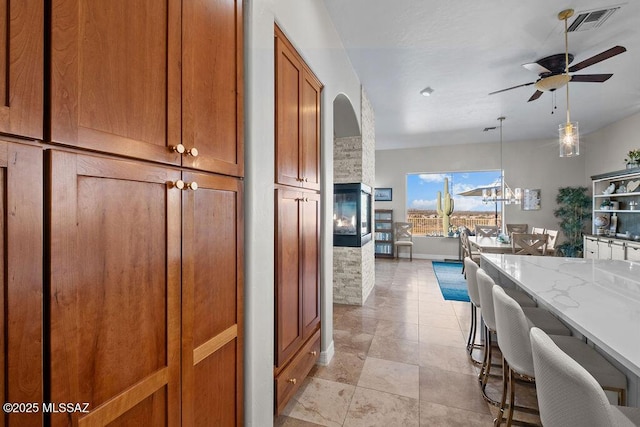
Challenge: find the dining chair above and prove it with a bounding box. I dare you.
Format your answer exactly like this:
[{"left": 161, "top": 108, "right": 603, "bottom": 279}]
[
  {"left": 505, "top": 224, "right": 528, "bottom": 235},
  {"left": 475, "top": 269, "right": 564, "bottom": 407},
  {"left": 531, "top": 227, "right": 545, "bottom": 235},
  {"left": 460, "top": 229, "right": 480, "bottom": 274},
  {"left": 393, "top": 222, "right": 413, "bottom": 260},
  {"left": 475, "top": 225, "right": 500, "bottom": 237},
  {"left": 492, "top": 287, "right": 626, "bottom": 426},
  {"left": 545, "top": 229, "right": 559, "bottom": 256},
  {"left": 530, "top": 327, "right": 640, "bottom": 427},
  {"left": 511, "top": 233, "right": 548, "bottom": 255}
]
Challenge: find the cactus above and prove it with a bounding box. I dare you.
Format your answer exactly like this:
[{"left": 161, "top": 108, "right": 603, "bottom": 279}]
[{"left": 436, "top": 177, "right": 455, "bottom": 235}]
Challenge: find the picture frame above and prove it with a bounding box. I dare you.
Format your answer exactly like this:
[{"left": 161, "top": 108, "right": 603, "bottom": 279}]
[
  {"left": 374, "top": 188, "right": 393, "bottom": 201},
  {"left": 521, "top": 188, "right": 541, "bottom": 211}
]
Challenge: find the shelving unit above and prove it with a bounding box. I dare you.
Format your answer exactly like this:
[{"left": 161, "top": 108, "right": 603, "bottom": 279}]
[
  {"left": 374, "top": 209, "right": 394, "bottom": 257},
  {"left": 586, "top": 167, "right": 640, "bottom": 261},
  {"left": 591, "top": 167, "right": 640, "bottom": 236}
]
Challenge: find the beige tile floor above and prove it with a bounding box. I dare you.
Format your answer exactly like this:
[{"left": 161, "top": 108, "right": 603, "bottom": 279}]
[{"left": 274, "top": 259, "right": 538, "bottom": 426}]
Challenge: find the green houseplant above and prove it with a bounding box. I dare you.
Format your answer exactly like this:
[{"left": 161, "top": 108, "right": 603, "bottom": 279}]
[
  {"left": 553, "top": 186, "right": 592, "bottom": 257},
  {"left": 625, "top": 149, "right": 640, "bottom": 169}
]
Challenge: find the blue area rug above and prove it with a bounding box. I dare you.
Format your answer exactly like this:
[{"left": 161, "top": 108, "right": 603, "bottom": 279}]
[{"left": 432, "top": 261, "right": 470, "bottom": 302}]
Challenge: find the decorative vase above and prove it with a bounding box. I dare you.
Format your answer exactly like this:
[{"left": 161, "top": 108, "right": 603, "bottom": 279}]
[{"left": 627, "top": 161, "right": 639, "bottom": 169}]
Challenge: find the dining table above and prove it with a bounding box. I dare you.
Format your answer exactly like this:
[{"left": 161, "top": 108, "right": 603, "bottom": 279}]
[
  {"left": 468, "top": 235, "right": 513, "bottom": 254},
  {"left": 480, "top": 253, "right": 640, "bottom": 406}
]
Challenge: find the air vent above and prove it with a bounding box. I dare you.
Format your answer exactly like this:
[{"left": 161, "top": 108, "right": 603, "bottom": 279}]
[{"left": 567, "top": 6, "right": 620, "bottom": 32}]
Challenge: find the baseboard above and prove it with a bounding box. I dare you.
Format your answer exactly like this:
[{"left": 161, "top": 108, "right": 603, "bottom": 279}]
[{"left": 318, "top": 340, "right": 334, "bottom": 366}]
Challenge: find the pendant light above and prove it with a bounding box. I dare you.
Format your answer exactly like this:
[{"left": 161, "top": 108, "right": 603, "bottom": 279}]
[
  {"left": 558, "top": 9, "right": 579, "bottom": 157},
  {"left": 482, "top": 117, "right": 522, "bottom": 205}
]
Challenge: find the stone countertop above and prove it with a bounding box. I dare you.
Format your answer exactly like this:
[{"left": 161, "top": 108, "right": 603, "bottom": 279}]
[{"left": 481, "top": 254, "right": 640, "bottom": 378}]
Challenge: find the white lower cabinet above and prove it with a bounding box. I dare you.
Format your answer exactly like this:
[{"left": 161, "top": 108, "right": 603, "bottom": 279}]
[{"left": 584, "top": 236, "right": 640, "bottom": 261}]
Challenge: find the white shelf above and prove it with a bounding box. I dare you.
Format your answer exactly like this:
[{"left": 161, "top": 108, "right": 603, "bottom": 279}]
[
  {"left": 594, "top": 210, "right": 640, "bottom": 213},
  {"left": 594, "top": 192, "right": 640, "bottom": 198}
]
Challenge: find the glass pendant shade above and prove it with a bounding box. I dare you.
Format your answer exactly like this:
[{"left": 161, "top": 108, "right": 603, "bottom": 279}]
[{"left": 559, "top": 121, "right": 579, "bottom": 157}]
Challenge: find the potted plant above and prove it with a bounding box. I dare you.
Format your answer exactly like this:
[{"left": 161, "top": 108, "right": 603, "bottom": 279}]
[
  {"left": 625, "top": 149, "right": 640, "bottom": 169},
  {"left": 553, "top": 187, "right": 592, "bottom": 257}
]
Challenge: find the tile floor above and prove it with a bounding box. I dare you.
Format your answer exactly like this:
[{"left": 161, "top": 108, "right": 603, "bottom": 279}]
[{"left": 274, "top": 259, "right": 536, "bottom": 426}]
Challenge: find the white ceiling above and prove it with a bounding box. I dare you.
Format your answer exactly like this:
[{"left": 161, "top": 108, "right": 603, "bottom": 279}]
[{"left": 322, "top": 0, "right": 640, "bottom": 150}]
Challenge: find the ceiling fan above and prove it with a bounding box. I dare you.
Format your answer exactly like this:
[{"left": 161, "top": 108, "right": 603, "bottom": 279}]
[{"left": 489, "top": 9, "right": 627, "bottom": 102}]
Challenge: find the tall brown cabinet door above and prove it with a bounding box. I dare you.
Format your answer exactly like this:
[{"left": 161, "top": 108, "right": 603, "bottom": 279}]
[
  {"left": 275, "top": 32, "right": 302, "bottom": 188},
  {"left": 300, "top": 71, "right": 321, "bottom": 191},
  {"left": 275, "top": 189, "right": 302, "bottom": 367},
  {"left": 50, "top": 0, "right": 182, "bottom": 165},
  {"left": 47, "top": 151, "right": 182, "bottom": 427},
  {"left": 0, "top": 141, "right": 43, "bottom": 426},
  {"left": 182, "top": 0, "right": 244, "bottom": 177},
  {"left": 0, "top": 1, "right": 43, "bottom": 139},
  {"left": 181, "top": 171, "right": 243, "bottom": 426},
  {"left": 300, "top": 192, "right": 320, "bottom": 339}
]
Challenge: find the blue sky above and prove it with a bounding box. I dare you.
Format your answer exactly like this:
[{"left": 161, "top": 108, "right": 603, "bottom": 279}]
[{"left": 407, "top": 171, "right": 502, "bottom": 212}]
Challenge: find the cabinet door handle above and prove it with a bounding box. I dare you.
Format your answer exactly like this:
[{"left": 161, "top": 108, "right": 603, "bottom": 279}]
[
  {"left": 287, "top": 378, "right": 297, "bottom": 384},
  {"left": 170, "top": 180, "right": 197, "bottom": 190},
  {"left": 304, "top": 177, "right": 308, "bottom": 182},
  {"left": 186, "top": 147, "right": 199, "bottom": 157},
  {"left": 170, "top": 144, "right": 186, "bottom": 154}
]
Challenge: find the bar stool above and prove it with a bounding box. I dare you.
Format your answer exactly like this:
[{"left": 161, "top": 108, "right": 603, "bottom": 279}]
[
  {"left": 463, "top": 257, "right": 483, "bottom": 364},
  {"left": 492, "top": 287, "right": 626, "bottom": 426},
  {"left": 530, "top": 328, "right": 640, "bottom": 427},
  {"left": 476, "top": 270, "right": 570, "bottom": 408}
]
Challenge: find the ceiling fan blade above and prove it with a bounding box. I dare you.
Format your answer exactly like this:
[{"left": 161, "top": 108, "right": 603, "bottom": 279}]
[
  {"left": 570, "top": 74, "right": 613, "bottom": 83},
  {"left": 568, "top": 46, "right": 626, "bottom": 72},
  {"left": 527, "top": 91, "right": 543, "bottom": 102},
  {"left": 488, "top": 81, "right": 535, "bottom": 95}
]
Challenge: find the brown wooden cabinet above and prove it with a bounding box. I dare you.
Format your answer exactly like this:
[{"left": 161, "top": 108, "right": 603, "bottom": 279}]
[
  {"left": 48, "top": 151, "right": 183, "bottom": 426},
  {"left": 50, "top": 0, "right": 243, "bottom": 177},
  {"left": 181, "top": 171, "right": 243, "bottom": 426},
  {"left": 0, "top": 1, "right": 43, "bottom": 139},
  {"left": 273, "top": 26, "right": 323, "bottom": 415},
  {"left": 274, "top": 188, "right": 320, "bottom": 414},
  {"left": 0, "top": 140, "right": 43, "bottom": 427},
  {"left": 275, "top": 26, "right": 321, "bottom": 191},
  {"left": 48, "top": 151, "right": 244, "bottom": 426}
]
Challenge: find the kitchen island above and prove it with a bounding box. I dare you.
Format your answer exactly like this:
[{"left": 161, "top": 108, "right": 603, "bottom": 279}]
[{"left": 481, "top": 254, "right": 640, "bottom": 406}]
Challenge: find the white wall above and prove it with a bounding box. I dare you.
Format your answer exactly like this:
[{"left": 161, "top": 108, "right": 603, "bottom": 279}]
[
  {"left": 583, "top": 112, "right": 640, "bottom": 179},
  {"left": 245, "top": 0, "right": 362, "bottom": 424},
  {"left": 375, "top": 137, "right": 586, "bottom": 258}
]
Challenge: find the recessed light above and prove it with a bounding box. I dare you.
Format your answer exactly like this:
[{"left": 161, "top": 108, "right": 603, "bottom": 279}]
[{"left": 420, "top": 87, "right": 434, "bottom": 96}]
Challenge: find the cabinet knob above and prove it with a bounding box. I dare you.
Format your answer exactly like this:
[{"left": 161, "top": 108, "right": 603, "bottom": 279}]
[
  {"left": 287, "top": 378, "right": 297, "bottom": 385},
  {"left": 173, "top": 180, "right": 185, "bottom": 190},
  {"left": 304, "top": 197, "right": 309, "bottom": 202},
  {"left": 309, "top": 351, "right": 317, "bottom": 356},
  {"left": 170, "top": 144, "right": 186, "bottom": 154},
  {"left": 186, "top": 181, "right": 198, "bottom": 191},
  {"left": 304, "top": 177, "right": 309, "bottom": 182},
  {"left": 186, "top": 147, "right": 199, "bottom": 157}
]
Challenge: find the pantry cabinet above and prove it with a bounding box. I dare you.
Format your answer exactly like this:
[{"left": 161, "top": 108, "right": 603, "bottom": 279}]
[
  {"left": 0, "top": 140, "right": 43, "bottom": 426},
  {"left": 50, "top": 0, "right": 243, "bottom": 177},
  {"left": 273, "top": 24, "right": 323, "bottom": 415},
  {"left": 0, "top": 1, "right": 43, "bottom": 139},
  {"left": 48, "top": 152, "right": 244, "bottom": 426},
  {"left": 48, "top": 151, "right": 183, "bottom": 426},
  {"left": 275, "top": 26, "right": 321, "bottom": 191}
]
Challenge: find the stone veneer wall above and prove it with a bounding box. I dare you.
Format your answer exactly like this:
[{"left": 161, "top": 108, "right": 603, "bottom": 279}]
[{"left": 333, "top": 87, "right": 376, "bottom": 305}]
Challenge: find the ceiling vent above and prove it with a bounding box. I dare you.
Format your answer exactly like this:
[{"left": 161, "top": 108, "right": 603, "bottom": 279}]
[{"left": 567, "top": 6, "right": 621, "bottom": 32}]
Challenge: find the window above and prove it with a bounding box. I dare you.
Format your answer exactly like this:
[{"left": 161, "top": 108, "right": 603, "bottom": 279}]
[{"left": 406, "top": 171, "right": 502, "bottom": 236}]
